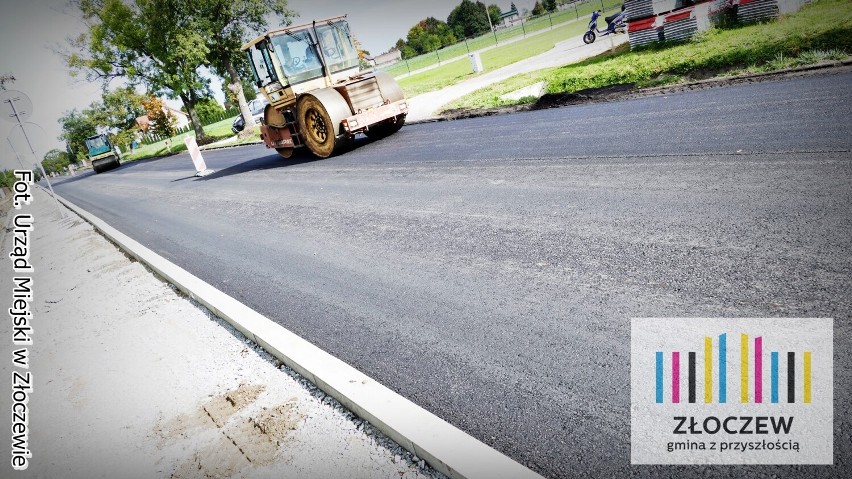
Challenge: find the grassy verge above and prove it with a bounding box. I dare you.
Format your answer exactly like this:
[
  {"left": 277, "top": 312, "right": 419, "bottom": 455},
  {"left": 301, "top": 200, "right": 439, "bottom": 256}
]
[
  {"left": 444, "top": 0, "right": 851, "bottom": 111},
  {"left": 397, "top": 8, "right": 620, "bottom": 97},
  {"left": 381, "top": 0, "right": 623, "bottom": 78},
  {"left": 122, "top": 116, "right": 259, "bottom": 162}
]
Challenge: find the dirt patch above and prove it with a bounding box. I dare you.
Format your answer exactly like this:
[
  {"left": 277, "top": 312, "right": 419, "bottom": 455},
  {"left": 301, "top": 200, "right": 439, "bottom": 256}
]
[
  {"left": 533, "top": 82, "right": 637, "bottom": 109},
  {"left": 203, "top": 384, "right": 265, "bottom": 426},
  {"left": 170, "top": 435, "right": 252, "bottom": 479},
  {"left": 159, "top": 385, "right": 304, "bottom": 478},
  {"left": 251, "top": 401, "right": 302, "bottom": 445}
]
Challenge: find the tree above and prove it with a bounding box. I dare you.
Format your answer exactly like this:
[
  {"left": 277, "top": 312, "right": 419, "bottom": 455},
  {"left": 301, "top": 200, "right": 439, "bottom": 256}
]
[
  {"left": 398, "top": 17, "right": 458, "bottom": 57},
  {"left": 447, "top": 0, "right": 491, "bottom": 38},
  {"left": 543, "top": 0, "right": 557, "bottom": 12},
  {"left": 141, "top": 96, "right": 177, "bottom": 139},
  {"left": 42, "top": 149, "right": 72, "bottom": 175},
  {"left": 67, "top": 0, "right": 214, "bottom": 143},
  {"left": 110, "top": 129, "right": 136, "bottom": 153},
  {"left": 224, "top": 78, "right": 256, "bottom": 109},
  {"left": 89, "top": 86, "right": 146, "bottom": 132},
  {"left": 58, "top": 86, "right": 145, "bottom": 159},
  {"left": 185, "top": 0, "right": 294, "bottom": 136},
  {"left": 58, "top": 109, "right": 99, "bottom": 161},
  {"left": 487, "top": 4, "right": 502, "bottom": 25},
  {"left": 394, "top": 38, "right": 416, "bottom": 60},
  {"left": 532, "top": 1, "right": 546, "bottom": 16},
  {"left": 0, "top": 170, "right": 17, "bottom": 189},
  {"left": 194, "top": 97, "right": 225, "bottom": 123}
]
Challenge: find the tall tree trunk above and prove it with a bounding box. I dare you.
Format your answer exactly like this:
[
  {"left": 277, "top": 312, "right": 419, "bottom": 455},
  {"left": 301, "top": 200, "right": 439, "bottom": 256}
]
[
  {"left": 179, "top": 91, "right": 211, "bottom": 143},
  {"left": 226, "top": 58, "right": 256, "bottom": 135}
]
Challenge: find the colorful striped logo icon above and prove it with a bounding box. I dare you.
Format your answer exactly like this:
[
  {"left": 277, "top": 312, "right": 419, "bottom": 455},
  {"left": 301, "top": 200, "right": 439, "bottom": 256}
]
[
  {"left": 632, "top": 318, "right": 833, "bottom": 465},
  {"left": 654, "top": 333, "right": 812, "bottom": 404}
]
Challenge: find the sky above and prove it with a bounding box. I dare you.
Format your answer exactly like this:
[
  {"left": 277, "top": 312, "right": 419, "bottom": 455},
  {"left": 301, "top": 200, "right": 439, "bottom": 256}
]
[{"left": 0, "top": 0, "right": 537, "bottom": 168}]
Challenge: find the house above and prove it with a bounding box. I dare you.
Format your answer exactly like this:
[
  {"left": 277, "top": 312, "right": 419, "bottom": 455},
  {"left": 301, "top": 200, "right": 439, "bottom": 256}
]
[
  {"left": 164, "top": 106, "right": 190, "bottom": 129},
  {"left": 370, "top": 49, "right": 402, "bottom": 68},
  {"left": 499, "top": 2, "right": 521, "bottom": 26}
]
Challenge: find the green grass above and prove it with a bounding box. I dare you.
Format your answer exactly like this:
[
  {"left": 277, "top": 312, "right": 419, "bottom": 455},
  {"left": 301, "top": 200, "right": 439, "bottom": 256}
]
[
  {"left": 445, "top": 0, "right": 852, "bottom": 111},
  {"left": 397, "top": 8, "right": 618, "bottom": 97},
  {"left": 124, "top": 116, "right": 248, "bottom": 161},
  {"left": 381, "top": 0, "right": 623, "bottom": 78}
]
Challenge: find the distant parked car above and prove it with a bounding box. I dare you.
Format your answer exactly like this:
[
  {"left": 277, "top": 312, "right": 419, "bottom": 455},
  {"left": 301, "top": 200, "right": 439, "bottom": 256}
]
[{"left": 231, "top": 97, "right": 269, "bottom": 134}]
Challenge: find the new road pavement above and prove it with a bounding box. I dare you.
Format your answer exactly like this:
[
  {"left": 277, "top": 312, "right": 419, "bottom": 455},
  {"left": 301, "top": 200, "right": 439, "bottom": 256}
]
[{"left": 51, "top": 71, "right": 851, "bottom": 478}]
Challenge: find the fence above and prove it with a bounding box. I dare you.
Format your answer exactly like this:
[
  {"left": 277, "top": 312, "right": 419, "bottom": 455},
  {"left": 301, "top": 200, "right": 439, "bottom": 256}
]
[
  {"left": 141, "top": 107, "right": 239, "bottom": 144},
  {"left": 378, "top": 0, "right": 623, "bottom": 78}
]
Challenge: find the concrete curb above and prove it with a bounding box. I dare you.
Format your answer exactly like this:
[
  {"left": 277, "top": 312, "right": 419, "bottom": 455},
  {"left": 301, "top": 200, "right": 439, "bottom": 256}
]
[{"left": 46, "top": 188, "right": 544, "bottom": 479}]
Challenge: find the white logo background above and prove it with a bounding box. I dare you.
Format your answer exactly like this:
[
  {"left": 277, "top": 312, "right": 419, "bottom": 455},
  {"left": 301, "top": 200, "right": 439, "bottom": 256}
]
[{"left": 631, "top": 318, "right": 833, "bottom": 464}]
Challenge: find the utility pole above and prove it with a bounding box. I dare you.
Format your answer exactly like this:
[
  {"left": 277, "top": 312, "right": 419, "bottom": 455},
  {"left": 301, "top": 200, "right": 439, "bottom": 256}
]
[
  {"left": 484, "top": 4, "right": 498, "bottom": 45},
  {"left": 1, "top": 89, "right": 65, "bottom": 217}
]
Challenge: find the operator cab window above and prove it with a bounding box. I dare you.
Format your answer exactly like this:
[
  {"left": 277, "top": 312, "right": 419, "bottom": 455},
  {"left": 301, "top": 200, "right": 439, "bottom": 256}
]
[
  {"left": 247, "top": 43, "right": 276, "bottom": 87},
  {"left": 85, "top": 136, "right": 109, "bottom": 155},
  {"left": 270, "top": 31, "right": 323, "bottom": 85},
  {"left": 315, "top": 21, "right": 359, "bottom": 74},
  {"left": 86, "top": 137, "right": 104, "bottom": 149}
]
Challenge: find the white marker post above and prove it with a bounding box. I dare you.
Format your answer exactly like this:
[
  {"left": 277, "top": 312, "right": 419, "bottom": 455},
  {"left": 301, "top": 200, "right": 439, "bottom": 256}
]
[{"left": 184, "top": 136, "right": 214, "bottom": 177}]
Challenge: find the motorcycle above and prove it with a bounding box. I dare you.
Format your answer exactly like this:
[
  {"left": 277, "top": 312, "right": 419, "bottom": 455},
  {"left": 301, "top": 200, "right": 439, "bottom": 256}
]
[{"left": 583, "top": 8, "right": 627, "bottom": 44}]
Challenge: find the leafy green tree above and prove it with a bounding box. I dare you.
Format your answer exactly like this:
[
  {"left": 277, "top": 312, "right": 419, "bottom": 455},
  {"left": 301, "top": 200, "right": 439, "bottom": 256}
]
[
  {"left": 58, "top": 109, "right": 99, "bottom": 161},
  {"left": 94, "top": 86, "right": 146, "bottom": 131},
  {"left": 394, "top": 38, "right": 417, "bottom": 60},
  {"left": 447, "top": 0, "right": 491, "bottom": 38},
  {"left": 185, "top": 0, "right": 293, "bottom": 135},
  {"left": 194, "top": 97, "right": 225, "bottom": 123},
  {"left": 434, "top": 19, "right": 458, "bottom": 47},
  {"left": 58, "top": 87, "right": 144, "bottom": 160},
  {"left": 401, "top": 17, "right": 458, "bottom": 56},
  {"left": 543, "top": 0, "right": 557, "bottom": 12},
  {"left": 487, "top": 4, "right": 502, "bottom": 25},
  {"left": 532, "top": 1, "right": 546, "bottom": 16},
  {"left": 110, "top": 130, "right": 136, "bottom": 152},
  {"left": 0, "top": 170, "right": 17, "bottom": 188},
  {"left": 42, "top": 149, "right": 72, "bottom": 175},
  {"left": 67, "top": 0, "right": 214, "bottom": 143}
]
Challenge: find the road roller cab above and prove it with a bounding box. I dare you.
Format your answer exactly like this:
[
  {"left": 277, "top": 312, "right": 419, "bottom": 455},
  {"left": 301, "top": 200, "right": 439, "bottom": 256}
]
[
  {"left": 242, "top": 15, "right": 408, "bottom": 158},
  {"left": 85, "top": 133, "right": 121, "bottom": 173}
]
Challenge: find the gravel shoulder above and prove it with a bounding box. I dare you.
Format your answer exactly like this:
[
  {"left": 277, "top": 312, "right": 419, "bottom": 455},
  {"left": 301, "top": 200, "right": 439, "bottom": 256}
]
[{"left": 0, "top": 191, "right": 442, "bottom": 479}]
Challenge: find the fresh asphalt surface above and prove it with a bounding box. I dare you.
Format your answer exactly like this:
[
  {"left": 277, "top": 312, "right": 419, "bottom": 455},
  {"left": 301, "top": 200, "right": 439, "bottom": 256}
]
[{"left": 51, "top": 71, "right": 851, "bottom": 478}]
